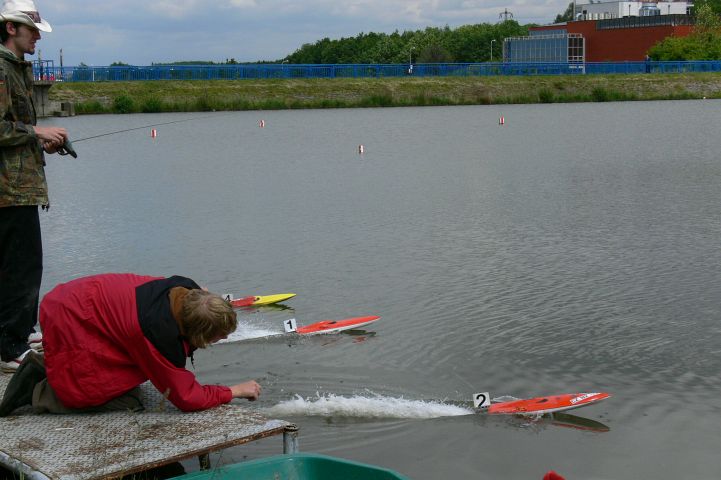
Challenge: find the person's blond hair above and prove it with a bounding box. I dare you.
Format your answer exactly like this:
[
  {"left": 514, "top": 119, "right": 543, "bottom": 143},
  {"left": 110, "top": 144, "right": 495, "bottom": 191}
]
[{"left": 181, "top": 290, "right": 237, "bottom": 348}]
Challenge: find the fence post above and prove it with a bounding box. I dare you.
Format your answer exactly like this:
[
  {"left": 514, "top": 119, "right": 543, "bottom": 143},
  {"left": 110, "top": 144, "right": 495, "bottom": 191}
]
[{"left": 283, "top": 424, "right": 299, "bottom": 454}]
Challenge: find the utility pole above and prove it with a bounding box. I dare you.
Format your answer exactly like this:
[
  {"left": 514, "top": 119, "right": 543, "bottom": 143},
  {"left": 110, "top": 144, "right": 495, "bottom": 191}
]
[{"left": 499, "top": 8, "right": 514, "bottom": 21}]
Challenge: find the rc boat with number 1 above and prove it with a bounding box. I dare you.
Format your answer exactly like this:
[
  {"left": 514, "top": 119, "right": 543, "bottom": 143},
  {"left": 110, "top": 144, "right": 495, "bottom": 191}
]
[{"left": 283, "top": 316, "right": 381, "bottom": 335}]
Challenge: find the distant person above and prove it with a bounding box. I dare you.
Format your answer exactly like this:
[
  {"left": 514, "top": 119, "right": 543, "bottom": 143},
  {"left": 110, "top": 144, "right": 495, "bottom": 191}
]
[
  {"left": 0, "top": 0, "right": 69, "bottom": 372},
  {"left": 0, "top": 273, "right": 261, "bottom": 416}
]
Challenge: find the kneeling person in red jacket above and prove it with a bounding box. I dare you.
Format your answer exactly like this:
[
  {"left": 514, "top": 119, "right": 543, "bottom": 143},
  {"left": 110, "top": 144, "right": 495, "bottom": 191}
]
[{"left": 0, "top": 273, "right": 260, "bottom": 416}]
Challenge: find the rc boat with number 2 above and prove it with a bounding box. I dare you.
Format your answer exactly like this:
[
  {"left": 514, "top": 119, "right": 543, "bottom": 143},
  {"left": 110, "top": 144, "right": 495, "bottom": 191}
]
[{"left": 486, "top": 392, "right": 610, "bottom": 415}]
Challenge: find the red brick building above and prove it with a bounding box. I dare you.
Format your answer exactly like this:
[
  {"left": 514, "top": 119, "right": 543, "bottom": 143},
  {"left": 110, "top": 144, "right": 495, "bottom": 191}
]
[{"left": 531, "top": 16, "right": 694, "bottom": 61}]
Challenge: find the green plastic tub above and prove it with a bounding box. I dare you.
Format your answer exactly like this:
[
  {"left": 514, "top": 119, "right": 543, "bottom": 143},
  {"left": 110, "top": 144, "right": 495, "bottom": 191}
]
[{"left": 173, "top": 453, "right": 410, "bottom": 480}]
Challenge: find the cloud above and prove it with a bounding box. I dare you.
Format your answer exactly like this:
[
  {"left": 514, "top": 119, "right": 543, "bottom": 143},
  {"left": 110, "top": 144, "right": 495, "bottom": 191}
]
[
  {"left": 226, "top": 0, "right": 258, "bottom": 7},
  {"left": 36, "top": 0, "right": 568, "bottom": 65},
  {"left": 148, "top": 0, "right": 202, "bottom": 19}
]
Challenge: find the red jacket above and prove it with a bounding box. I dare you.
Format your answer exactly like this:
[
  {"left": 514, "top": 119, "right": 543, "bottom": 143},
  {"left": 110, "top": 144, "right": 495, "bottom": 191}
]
[{"left": 39, "top": 273, "right": 232, "bottom": 411}]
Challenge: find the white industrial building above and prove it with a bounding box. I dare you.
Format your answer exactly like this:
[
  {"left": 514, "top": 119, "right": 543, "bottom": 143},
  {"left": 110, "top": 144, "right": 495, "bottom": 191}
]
[{"left": 574, "top": 0, "right": 693, "bottom": 20}]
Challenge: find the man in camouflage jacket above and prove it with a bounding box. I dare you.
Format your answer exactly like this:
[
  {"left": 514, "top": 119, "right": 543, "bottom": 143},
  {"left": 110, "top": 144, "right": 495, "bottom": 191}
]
[{"left": 0, "top": 0, "right": 68, "bottom": 371}]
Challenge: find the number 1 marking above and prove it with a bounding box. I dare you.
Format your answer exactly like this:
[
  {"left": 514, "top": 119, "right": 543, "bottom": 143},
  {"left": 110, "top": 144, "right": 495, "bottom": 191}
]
[{"left": 284, "top": 318, "right": 298, "bottom": 333}]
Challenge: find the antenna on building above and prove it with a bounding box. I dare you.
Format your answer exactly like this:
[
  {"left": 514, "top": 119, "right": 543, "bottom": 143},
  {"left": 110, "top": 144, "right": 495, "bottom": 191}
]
[{"left": 499, "top": 8, "right": 514, "bottom": 21}]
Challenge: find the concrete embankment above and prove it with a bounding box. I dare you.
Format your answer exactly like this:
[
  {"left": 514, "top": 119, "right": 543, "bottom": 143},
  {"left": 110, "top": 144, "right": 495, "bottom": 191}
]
[{"left": 45, "top": 73, "right": 721, "bottom": 114}]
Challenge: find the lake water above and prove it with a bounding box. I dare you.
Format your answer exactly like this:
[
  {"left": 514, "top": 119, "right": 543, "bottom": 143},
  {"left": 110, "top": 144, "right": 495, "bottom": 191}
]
[{"left": 38, "top": 100, "right": 721, "bottom": 479}]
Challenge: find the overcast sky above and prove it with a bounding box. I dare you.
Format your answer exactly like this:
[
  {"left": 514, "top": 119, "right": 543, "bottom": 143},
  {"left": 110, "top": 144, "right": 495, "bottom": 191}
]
[{"left": 32, "top": 0, "right": 565, "bottom": 66}]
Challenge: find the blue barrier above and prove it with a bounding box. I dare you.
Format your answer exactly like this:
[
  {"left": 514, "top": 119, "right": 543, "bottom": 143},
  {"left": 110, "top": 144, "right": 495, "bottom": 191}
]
[{"left": 33, "top": 61, "right": 721, "bottom": 82}]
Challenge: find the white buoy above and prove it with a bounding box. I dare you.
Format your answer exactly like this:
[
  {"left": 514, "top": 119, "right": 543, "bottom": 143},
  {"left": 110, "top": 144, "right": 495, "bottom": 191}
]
[
  {"left": 499, "top": 116, "right": 505, "bottom": 125},
  {"left": 358, "top": 145, "right": 365, "bottom": 154},
  {"left": 259, "top": 120, "right": 265, "bottom": 128},
  {"left": 151, "top": 129, "right": 157, "bottom": 138}
]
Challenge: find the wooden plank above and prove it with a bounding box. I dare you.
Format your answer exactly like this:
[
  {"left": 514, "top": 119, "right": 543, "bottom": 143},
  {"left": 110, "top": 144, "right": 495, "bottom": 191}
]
[{"left": 0, "top": 374, "right": 289, "bottom": 480}]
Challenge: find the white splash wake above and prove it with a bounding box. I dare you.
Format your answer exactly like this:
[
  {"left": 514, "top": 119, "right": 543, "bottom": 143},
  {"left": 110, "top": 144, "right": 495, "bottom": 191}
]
[
  {"left": 263, "top": 393, "right": 475, "bottom": 419},
  {"left": 217, "top": 324, "right": 281, "bottom": 343}
]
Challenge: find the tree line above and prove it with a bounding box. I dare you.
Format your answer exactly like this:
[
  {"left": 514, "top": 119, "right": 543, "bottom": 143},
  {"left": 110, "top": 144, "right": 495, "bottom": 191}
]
[{"left": 281, "top": 21, "right": 529, "bottom": 64}]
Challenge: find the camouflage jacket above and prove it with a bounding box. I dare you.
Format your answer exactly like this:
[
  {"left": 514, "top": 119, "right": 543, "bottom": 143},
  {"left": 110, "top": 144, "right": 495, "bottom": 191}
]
[{"left": 0, "top": 44, "right": 46, "bottom": 208}]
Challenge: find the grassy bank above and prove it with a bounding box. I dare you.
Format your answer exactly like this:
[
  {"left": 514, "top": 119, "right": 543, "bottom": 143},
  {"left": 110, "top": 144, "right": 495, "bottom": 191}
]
[{"left": 48, "top": 73, "right": 721, "bottom": 114}]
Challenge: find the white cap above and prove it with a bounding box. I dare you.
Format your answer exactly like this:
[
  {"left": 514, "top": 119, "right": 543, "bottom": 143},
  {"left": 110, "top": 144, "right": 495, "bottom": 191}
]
[{"left": 0, "top": 0, "right": 51, "bottom": 32}]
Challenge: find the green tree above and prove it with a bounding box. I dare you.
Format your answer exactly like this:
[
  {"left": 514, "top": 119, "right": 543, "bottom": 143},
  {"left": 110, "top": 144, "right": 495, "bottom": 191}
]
[
  {"left": 367, "top": 33, "right": 406, "bottom": 63},
  {"left": 695, "top": 2, "right": 721, "bottom": 30},
  {"left": 448, "top": 24, "right": 496, "bottom": 62},
  {"left": 648, "top": 4, "right": 721, "bottom": 60},
  {"left": 694, "top": 0, "right": 721, "bottom": 16},
  {"left": 554, "top": 2, "right": 575, "bottom": 23},
  {"left": 411, "top": 26, "right": 452, "bottom": 63},
  {"left": 417, "top": 43, "right": 454, "bottom": 63},
  {"left": 281, "top": 21, "right": 528, "bottom": 64}
]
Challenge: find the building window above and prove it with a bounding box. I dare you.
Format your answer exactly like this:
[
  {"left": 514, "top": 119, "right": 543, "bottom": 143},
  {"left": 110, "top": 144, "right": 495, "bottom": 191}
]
[{"left": 504, "top": 33, "right": 585, "bottom": 63}]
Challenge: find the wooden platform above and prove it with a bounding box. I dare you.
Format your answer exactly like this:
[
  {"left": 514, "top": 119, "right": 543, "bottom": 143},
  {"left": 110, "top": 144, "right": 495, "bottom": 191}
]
[{"left": 0, "top": 374, "right": 291, "bottom": 480}]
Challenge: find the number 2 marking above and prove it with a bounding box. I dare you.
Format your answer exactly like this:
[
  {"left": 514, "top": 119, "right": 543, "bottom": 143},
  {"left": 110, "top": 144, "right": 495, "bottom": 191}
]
[{"left": 473, "top": 392, "right": 491, "bottom": 409}]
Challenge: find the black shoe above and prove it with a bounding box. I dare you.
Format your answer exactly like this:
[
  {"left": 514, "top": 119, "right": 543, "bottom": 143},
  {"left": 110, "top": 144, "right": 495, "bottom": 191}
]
[{"left": 0, "top": 351, "right": 47, "bottom": 416}]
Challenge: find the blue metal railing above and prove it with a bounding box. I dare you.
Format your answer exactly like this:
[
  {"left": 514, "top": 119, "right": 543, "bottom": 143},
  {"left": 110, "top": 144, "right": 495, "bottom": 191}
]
[{"left": 32, "top": 61, "right": 721, "bottom": 82}]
